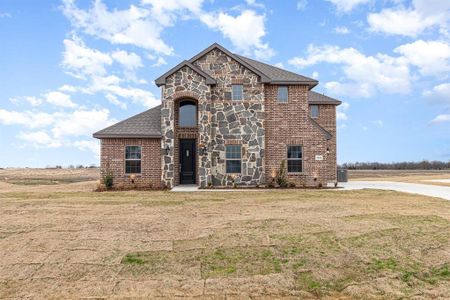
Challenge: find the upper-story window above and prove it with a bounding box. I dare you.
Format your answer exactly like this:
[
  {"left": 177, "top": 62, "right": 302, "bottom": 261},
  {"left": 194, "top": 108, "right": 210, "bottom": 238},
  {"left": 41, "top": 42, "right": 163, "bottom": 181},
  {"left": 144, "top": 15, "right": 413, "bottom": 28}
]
[
  {"left": 311, "top": 105, "right": 319, "bottom": 118},
  {"left": 179, "top": 100, "right": 197, "bottom": 127},
  {"left": 125, "top": 146, "right": 141, "bottom": 174},
  {"left": 277, "top": 86, "right": 288, "bottom": 102},
  {"left": 232, "top": 84, "right": 243, "bottom": 101}
]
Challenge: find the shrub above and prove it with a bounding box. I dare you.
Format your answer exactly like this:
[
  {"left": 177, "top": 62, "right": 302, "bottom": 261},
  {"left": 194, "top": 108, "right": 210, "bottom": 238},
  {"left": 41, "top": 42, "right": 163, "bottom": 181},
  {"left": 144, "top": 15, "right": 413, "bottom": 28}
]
[
  {"left": 289, "top": 182, "right": 296, "bottom": 188},
  {"left": 275, "top": 160, "right": 288, "bottom": 188},
  {"left": 103, "top": 170, "right": 113, "bottom": 190}
]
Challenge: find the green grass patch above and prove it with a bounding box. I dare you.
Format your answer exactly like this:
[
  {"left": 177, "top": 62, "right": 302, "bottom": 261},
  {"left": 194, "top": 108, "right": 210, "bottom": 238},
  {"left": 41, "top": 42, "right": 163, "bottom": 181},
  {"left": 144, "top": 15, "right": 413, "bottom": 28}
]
[{"left": 122, "top": 253, "right": 145, "bottom": 265}]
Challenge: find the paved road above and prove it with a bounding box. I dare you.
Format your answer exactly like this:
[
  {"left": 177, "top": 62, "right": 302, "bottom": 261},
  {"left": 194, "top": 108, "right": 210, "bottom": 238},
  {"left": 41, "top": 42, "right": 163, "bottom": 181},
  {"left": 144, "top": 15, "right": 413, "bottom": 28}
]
[{"left": 339, "top": 181, "right": 450, "bottom": 200}]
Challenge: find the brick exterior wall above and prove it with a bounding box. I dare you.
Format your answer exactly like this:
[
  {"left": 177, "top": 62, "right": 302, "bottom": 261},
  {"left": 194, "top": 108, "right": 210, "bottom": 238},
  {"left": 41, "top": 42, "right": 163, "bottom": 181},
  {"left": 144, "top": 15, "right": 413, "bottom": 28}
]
[
  {"left": 100, "top": 138, "right": 162, "bottom": 188},
  {"left": 265, "top": 85, "right": 337, "bottom": 187},
  {"left": 98, "top": 48, "right": 338, "bottom": 188}
]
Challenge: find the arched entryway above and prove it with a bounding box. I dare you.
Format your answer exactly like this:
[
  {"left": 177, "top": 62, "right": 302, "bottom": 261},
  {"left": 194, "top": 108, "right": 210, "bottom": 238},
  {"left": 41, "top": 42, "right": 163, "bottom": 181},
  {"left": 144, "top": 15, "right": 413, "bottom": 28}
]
[{"left": 175, "top": 99, "right": 199, "bottom": 185}]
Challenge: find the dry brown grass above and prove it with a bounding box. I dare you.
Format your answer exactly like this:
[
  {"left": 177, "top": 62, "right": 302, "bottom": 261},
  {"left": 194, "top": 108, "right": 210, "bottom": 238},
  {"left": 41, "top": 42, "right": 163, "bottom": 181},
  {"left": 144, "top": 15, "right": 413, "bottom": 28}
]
[
  {"left": 349, "top": 169, "right": 450, "bottom": 187},
  {"left": 1, "top": 169, "right": 450, "bottom": 298}
]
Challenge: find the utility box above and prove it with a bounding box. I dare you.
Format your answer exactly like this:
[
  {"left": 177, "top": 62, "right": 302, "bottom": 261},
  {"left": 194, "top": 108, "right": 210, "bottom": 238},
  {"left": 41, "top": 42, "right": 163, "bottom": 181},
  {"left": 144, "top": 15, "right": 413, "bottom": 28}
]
[{"left": 337, "top": 169, "right": 348, "bottom": 182}]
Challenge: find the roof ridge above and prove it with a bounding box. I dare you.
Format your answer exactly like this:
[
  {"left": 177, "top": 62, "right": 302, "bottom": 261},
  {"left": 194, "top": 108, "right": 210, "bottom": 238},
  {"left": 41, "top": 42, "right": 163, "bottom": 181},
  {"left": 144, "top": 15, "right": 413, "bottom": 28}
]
[{"left": 234, "top": 53, "right": 317, "bottom": 82}]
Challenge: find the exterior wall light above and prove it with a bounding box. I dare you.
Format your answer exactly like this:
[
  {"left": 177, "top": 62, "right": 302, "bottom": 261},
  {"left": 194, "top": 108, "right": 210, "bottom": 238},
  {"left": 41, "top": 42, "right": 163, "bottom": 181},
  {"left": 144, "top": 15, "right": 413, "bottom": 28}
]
[{"left": 129, "top": 174, "right": 136, "bottom": 184}]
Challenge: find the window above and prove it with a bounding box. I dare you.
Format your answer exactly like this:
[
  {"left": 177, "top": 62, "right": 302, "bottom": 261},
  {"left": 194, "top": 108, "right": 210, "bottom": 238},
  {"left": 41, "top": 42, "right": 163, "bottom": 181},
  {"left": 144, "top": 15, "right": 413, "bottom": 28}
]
[
  {"left": 125, "top": 146, "right": 141, "bottom": 174},
  {"left": 226, "top": 145, "right": 242, "bottom": 173},
  {"left": 232, "top": 84, "right": 243, "bottom": 100},
  {"left": 311, "top": 105, "right": 319, "bottom": 118},
  {"left": 179, "top": 100, "right": 197, "bottom": 127},
  {"left": 277, "top": 86, "right": 288, "bottom": 102},
  {"left": 287, "top": 145, "right": 302, "bottom": 173}
]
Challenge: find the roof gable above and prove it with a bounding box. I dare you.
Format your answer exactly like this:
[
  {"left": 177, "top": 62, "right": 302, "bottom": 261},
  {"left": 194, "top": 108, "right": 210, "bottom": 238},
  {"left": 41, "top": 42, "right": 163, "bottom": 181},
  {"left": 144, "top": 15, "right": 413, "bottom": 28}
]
[
  {"left": 309, "top": 91, "right": 341, "bottom": 105},
  {"left": 155, "top": 60, "right": 216, "bottom": 87},
  {"left": 188, "top": 43, "right": 271, "bottom": 83},
  {"left": 93, "top": 105, "right": 161, "bottom": 139},
  {"left": 155, "top": 43, "right": 323, "bottom": 89}
]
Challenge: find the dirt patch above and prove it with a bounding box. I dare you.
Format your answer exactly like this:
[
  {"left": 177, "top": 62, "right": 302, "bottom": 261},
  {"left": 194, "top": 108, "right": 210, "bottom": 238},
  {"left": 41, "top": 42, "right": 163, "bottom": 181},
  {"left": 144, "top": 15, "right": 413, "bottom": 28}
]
[
  {"left": 0, "top": 170, "right": 450, "bottom": 298},
  {"left": 349, "top": 169, "right": 450, "bottom": 187}
]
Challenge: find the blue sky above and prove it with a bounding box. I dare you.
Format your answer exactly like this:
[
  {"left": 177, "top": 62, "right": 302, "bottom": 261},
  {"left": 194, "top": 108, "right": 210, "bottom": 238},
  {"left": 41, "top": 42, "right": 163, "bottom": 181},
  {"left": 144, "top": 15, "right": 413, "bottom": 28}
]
[{"left": 0, "top": 0, "right": 449, "bottom": 167}]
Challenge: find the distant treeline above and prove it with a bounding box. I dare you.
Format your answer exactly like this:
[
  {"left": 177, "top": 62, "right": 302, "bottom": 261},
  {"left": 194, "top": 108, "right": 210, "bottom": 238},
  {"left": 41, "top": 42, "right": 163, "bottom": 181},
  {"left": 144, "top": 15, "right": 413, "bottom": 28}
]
[{"left": 340, "top": 161, "right": 450, "bottom": 170}]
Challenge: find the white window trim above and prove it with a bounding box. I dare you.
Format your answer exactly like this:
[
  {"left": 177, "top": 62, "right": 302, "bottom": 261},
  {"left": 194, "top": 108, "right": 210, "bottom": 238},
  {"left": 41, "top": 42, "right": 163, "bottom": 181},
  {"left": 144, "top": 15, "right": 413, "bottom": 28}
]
[
  {"left": 124, "top": 145, "right": 142, "bottom": 175},
  {"left": 277, "top": 86, "right": 288, "bottom": 103},
  {"left": 287, "top": 145, "right": 303, "bottom": 174},
  {"left": 226, "top": 144, "right": 242, "bottom": 174},
  {"left": 232, "top": 84, "right": 243, "bottom": 101},
  {"left": 311, "top": 105, "right": 319, "bottom": 119}
]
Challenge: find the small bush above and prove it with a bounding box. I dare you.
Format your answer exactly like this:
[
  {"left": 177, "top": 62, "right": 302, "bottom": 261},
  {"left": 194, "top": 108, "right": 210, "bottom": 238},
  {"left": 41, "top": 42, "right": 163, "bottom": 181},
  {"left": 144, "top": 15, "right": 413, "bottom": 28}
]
[
  {"left": 103, "top": 170, "right": 113, "bottom": 190},
  {"left": 276, "top": 160, "right": 288, "bottom": 188},
  {"left": 289, "top": 182, "right": 296, "bottom": 188}
]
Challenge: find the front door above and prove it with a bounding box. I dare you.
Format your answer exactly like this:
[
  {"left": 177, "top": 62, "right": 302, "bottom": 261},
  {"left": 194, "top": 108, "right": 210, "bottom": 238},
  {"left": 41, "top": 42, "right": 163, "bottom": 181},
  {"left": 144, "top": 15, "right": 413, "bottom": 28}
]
[{"left": 179, "top": 139, "right": 196, "bottom": 184}]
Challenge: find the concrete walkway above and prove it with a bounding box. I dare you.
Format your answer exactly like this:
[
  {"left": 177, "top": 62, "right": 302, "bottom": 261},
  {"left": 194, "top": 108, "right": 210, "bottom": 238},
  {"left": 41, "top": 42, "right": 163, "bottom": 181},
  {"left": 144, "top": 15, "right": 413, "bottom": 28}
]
[{"left": 339, "top": 181, "right": 450, "bottom": 200}]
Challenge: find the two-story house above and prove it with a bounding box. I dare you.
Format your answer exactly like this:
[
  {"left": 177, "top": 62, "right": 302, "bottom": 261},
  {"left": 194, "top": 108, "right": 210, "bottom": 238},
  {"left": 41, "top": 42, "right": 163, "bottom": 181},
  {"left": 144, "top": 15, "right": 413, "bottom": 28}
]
[{"left": 93, "top": 43, "right": 341, "bottom": 188}]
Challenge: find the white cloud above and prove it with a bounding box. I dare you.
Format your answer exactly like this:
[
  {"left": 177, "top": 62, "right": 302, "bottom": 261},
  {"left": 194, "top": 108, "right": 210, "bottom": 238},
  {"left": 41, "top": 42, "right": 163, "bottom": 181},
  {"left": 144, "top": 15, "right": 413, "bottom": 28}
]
[
  {"left": 325, "top": 0, "right": 371, "bottom": 13},
  {"left": 373, "top": 119, "right": 384, "bottom": 127},
  {"left": 430, "top": 114, "right": 450, "bottom": 124},
  {"left": 289, "top": 44, "right": 411, "bottom": 97},
  {"left": 0, "top": 109, "right": 55, "bottom": 128},
  {"left": 334, "top": 26, "right": 350, "bottom": 34},
  {"left": 0, "top": 108, "right": 115, "bottom": 139},
  {"left": 245, "top": 0, "right": 265, "bottom": 9},
  {"left": 62, "top": 37, "right": 113, "bottom": 78},
  {"left": 111, "top": 50, "right": 143, "bottom": 70},
  {"left": 17, "top": 131, "right": 62, "bottom": 148},
  {"left": 51, "top": 108, "right": 113, "bottom": 138},
  {"left": 423, "top": 82, "right": 450, "bottom": 105},
  {"left": 62, "top": 0, "right": 174, "bottom": 55},
  {"left": 0, "top": 12, "right": 11, "bottom": 18},
  {"left": 394, "top": 40, "right": 450, "bottom": 77},
  {"left": 73, "top": 140, "right": 100, "bottom": 157},
  {"left": 337, "top": 111, "right": 348, "bottom": 121},
  {"left": 311, "top": 71, "right": 319, "bottom": 79},
  {"left": 337, "top": 101, "right": 350, "bottom": 121},
  {"left": 151, "top": 56, "right": 168, "bottom": 67},
  {"left": 367, "top": 0, "right": 450, "bottom": 37},
  {"left": 82, "top": 75, "right": 160, "bottom": 108},
  {"left": 297, "top": 0, "right": 308, "bottom": 11},
  {"left": 105, "top": 94, "right": 127, "bottom": 109},
  {"left": 10, "top": 96, "right": 42, "bottom": 107},
  {"left": 59, "top": 84, "right": 78, "bottom": 93},
  {"left": 200, "top": 10, "right": 275, "bottom": 60},
  {"left": 44, "top": 91, "right": 77, "bottom": 108}
]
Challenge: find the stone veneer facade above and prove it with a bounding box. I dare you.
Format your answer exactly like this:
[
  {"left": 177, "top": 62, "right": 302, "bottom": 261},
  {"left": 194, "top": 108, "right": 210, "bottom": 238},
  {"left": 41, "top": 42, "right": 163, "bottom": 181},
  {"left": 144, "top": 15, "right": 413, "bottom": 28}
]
[
  {"left": 98, "top": 47, "right": 338, "bottom": 189},
  {"left": 161, "top": 49, "right": 265, "bottom": 188}
]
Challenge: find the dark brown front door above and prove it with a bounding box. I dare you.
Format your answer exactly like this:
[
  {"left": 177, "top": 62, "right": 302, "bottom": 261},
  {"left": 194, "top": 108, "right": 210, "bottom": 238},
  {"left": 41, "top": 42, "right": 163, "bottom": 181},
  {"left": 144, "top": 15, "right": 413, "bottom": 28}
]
[{"left": 179, "top": 139, "right": 196, "bottom": 184}]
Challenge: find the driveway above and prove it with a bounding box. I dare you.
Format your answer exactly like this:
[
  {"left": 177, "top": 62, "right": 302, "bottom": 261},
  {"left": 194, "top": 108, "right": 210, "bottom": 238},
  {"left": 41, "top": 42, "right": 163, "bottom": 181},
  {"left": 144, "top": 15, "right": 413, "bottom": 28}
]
[{"left": 340, "top": 181, "right": 450, "bottom": 200}]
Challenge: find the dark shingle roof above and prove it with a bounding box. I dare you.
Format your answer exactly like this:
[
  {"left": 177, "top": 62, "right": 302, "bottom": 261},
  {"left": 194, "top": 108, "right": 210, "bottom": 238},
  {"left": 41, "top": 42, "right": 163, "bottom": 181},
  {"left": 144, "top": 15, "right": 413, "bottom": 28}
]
[
  {"left": 155, "top": 43, "right": 318, "bottom": 88},
  {"left": 309, "top": 91, "right": 341, "bottom": 105},
  {"left": 234, "top": 54, "right": 318, "bottom": 87},
  {"left": 93, "top": 105, "right": 161, "bottom": 139}
]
